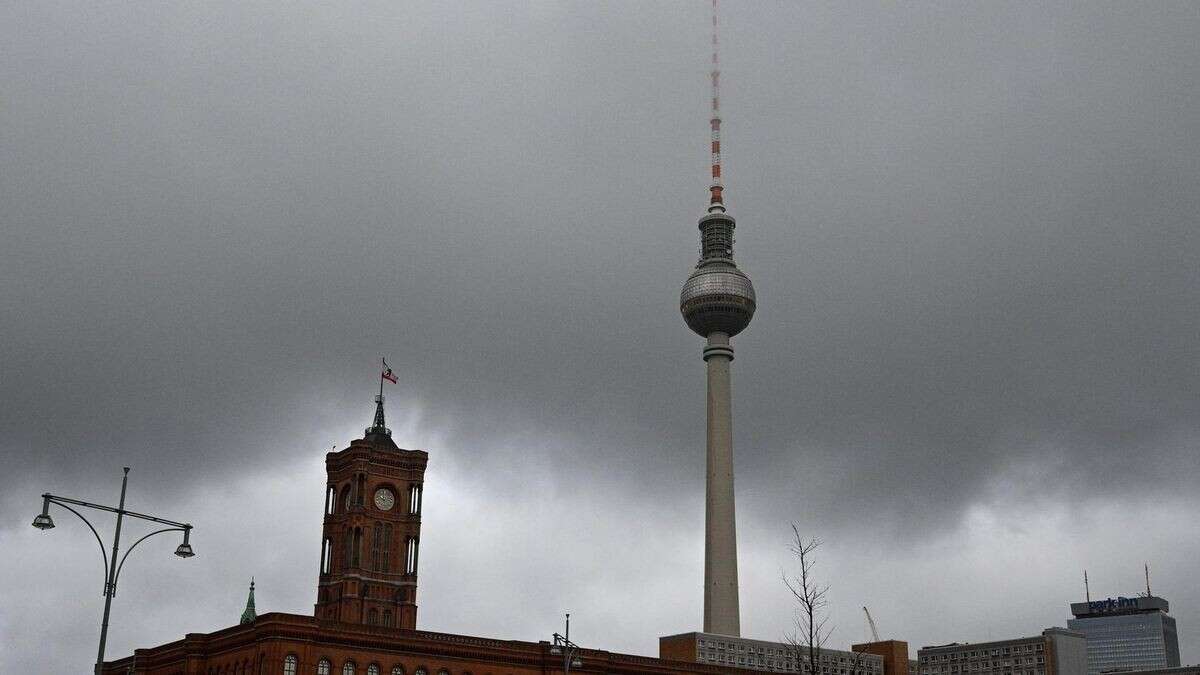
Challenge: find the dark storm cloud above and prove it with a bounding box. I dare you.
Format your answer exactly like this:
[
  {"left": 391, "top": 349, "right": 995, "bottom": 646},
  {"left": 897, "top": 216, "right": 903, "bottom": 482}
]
[{"left": 2, "top": 2, "right": 1198, "bottom": 672}]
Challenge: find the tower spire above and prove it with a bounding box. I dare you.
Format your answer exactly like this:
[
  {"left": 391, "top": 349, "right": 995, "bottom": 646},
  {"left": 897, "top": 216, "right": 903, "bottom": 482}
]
[
  {"left": 709, "top": 0, "right": 724, "bottom": 212},
  {"left": 366, "top": 358, "right": 393, "bottom": 438},
  {"left": 240, "top": 578, "right": 257, "bottom": 624},
  {"left": 368, "top": 394, "right": 388, "bottom": 437}
]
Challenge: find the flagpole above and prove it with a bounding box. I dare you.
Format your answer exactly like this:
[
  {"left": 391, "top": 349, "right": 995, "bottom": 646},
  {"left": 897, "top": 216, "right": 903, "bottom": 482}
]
[{"left": 379, "top": 358, "right": 385, "bottom": 400}]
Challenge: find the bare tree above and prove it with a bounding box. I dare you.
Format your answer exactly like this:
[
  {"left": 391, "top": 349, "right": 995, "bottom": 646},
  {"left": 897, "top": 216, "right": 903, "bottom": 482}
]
[
  {"left": 784, "top": 525, "right": 876, "bottom": 675},
  {"left": 784, "top": 524, "right": 831, "bottom": 675}
]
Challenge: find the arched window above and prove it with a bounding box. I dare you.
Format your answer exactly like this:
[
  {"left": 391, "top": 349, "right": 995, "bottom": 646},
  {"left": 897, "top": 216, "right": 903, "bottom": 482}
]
[
  {"left": 344, "top": 528, "right": 354, "bottom": 568},
  {"left": 325, "top": 485, "right": 336, "bottom": 515},
  {"left": 341, "top": 485, "right": 352, "bottom": 513},
  {"left": 356, "top": 474, "right": 366, "bottom": 506},
  {"left": 405, "top": 536, "right": 419, "bottom": 575},
  {"left": 391, "top": 667, "right": 404, "bottom": 675},
  {"left": 368, "top": 666, "right": 381, "bottom": 675},
  {"left": 344, "top": 662, "right": 357, "bottom": 675},
  {"left": 414, "top": 668, "right": 427, "bottom": 675},
  {"left": 408, "top": 484, "right": 422, "bottom": 515},
  {"left": 321, "top": 537, "right": 332, "bottom": 574},
  {"left": 382, "top": 524, "right": 392, "bottom": 571},
  {"left": 318, "top": 660, "right": 332, "bottom": 675},
  {"left": 362, "top": 583, "right": 371, "bottom": 600},
  {"left": 283, "top": 654, "right": 297, "bottom": 675},
  {"left": 372, "top": 522, "right": 383, "bottom": 571},
  {"left": 367, "top": 607, "right": 379, "bottom": 625}
]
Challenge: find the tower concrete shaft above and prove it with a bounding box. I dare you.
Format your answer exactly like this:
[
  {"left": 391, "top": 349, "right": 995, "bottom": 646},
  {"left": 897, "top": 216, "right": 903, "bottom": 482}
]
[{"left": 703, "top": 332, "right": 739, "bottom": 636}]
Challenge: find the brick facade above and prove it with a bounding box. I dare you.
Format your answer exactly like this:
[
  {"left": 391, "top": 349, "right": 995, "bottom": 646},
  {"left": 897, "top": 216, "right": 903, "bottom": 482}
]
[
  {"left": 315, "top": 433, "right": 427, "bottom": 630},
  {"left": 851, "top": 641, "right": 910, "bottom": 675}
]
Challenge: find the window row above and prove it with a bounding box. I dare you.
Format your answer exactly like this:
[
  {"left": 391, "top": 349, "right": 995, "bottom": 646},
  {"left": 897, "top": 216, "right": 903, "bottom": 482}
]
[
  {"left": 697, "top": 641, "right": 877, "bottom": 667},
  {"left": 922, "top": 644, "right": 1045, "bottom": 663},
  {"left": 365, "top": 607, "right": 396, "bottom": 627},
  {"left": 324, "top": 480, "right": 422, "bottom": 517},
  {"left": 316, "top": 583, "right": 414, "bottom": 607},
  {"left": 290, "top": 657, "right": 460, "bottom": 675},
  {"left": 698, "top": 655, "right": 878, "bottom": 674},
  {"left": 320, "top": 529, "right": 419, "bottom": 575}
]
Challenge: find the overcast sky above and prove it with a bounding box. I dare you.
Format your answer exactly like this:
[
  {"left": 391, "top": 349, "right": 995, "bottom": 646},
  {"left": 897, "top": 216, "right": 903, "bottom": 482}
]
[{"left": 3, "top": 1, "right": 1199, "bottom": 672}]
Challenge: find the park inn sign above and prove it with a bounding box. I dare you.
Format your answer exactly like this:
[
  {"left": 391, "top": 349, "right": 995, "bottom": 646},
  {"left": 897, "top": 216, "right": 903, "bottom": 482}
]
[
  {"left": 1070, "top": 595, "right": 1169, "bottom": 618},
  {"left": 1089, "top": 597, "right": 1141, "bottom": 612}
]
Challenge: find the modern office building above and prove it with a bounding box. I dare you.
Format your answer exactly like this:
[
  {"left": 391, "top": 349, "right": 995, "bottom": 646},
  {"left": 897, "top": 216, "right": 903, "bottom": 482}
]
[
  {"left": 660, "top": 632, "right": 884, "bottom": 675},
  {"left": 917, "top": 629, "right": 1087, "bottom": 675},
  {"left": 1067, "top": 596, "right": 1181, "bottom": 675}
]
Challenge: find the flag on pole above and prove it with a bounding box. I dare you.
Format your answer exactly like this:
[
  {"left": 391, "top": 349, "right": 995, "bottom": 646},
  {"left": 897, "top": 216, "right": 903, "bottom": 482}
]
[{"left": 382, "top": 360, "right": 398, "bottom": 384}]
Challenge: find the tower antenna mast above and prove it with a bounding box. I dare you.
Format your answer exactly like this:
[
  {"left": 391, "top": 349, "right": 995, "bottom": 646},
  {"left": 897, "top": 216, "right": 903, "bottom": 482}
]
[
  {"left": 709, "top": 0, "right": 724, "bottom": 212},
  {"left": 1144, "top": 562, "right": 1152, "bottom": 597},
  {"left": 1084, "top": 569, "right": 1091, "bottom": 603}
]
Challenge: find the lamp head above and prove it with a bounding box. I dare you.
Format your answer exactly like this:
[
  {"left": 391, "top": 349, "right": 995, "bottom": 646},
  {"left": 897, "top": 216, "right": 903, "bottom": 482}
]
[
  {"left": 32, "top": 497, "right": 54, "bottom": 530},
  {"left": 175, "top": 526, "right": 195, "bottom": 558}
]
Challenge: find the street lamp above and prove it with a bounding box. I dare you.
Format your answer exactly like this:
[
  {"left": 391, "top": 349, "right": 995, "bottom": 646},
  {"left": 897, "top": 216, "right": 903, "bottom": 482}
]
[
  {"left": 31, "top": 467, "right": 195, "bottom": 675},
  {"left": 549, "top": 613, "right": 583, "bottom": 674}
]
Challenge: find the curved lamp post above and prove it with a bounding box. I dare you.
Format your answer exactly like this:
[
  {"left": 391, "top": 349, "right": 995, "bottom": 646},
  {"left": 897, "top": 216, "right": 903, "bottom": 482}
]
[
  {"left": 549, "top": 613, "right": 583, "bottom": 675},
  {"left": 32, "top": 467, "right": 194, "bottom": 675}
]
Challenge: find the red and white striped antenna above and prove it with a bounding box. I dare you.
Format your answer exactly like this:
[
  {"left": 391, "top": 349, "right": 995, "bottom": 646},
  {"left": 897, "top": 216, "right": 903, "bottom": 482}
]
[{"left": 708, "top": 0, "right": 725, "bottom": 213}]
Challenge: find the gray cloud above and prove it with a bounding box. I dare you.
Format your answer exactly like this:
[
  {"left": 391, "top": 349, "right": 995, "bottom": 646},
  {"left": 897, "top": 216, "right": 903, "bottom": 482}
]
[{"left": 2, "top": 2, "right": 1198, "bottom": 672}]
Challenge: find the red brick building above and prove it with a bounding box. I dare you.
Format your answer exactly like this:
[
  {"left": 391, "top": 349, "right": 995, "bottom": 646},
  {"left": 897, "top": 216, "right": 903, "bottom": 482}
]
[
  {"left": 100, "top": 403, "right": 749, "bottom": 675},
  {"left": 101, "top": 612, "right": 748, "bottom": 675}
]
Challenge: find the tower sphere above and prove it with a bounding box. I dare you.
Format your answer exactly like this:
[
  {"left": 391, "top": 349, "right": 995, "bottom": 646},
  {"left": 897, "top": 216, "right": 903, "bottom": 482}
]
[{"left": 680, "top": 261, "right": 756, "bottom": 338}]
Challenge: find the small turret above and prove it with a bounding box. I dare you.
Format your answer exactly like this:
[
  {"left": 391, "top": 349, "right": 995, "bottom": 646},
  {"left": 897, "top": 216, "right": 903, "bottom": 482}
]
[{"left": 240, "top": 578, "right": 256, "bottom": 624}]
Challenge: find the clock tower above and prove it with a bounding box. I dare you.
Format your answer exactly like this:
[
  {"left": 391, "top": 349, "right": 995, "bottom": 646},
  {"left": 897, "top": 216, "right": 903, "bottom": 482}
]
[{"left": 314, "top": 393, "right": 427, "bottom": 629}]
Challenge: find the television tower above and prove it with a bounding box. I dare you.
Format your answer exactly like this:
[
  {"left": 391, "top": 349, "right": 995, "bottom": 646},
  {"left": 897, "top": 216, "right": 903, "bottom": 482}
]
[{"left": 679, "top": 0, "right": 756, "bottom": 637}]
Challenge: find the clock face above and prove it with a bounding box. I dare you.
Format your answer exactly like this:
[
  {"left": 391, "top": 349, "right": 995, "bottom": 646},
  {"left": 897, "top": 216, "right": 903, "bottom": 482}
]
[{"left": 373, "top": 488, "right": 395, "bottom": 511}]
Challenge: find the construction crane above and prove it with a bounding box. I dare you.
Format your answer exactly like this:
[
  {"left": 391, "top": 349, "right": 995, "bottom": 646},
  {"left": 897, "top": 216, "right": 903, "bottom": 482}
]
[{"left": 863, "top": 607, "right": 880, "bottom": 642}]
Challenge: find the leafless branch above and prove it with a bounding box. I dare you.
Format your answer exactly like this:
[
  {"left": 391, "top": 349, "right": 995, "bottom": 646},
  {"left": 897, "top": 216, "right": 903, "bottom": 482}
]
[{"left": 783, "top": 523, "right": 833, "bottom": 675}]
